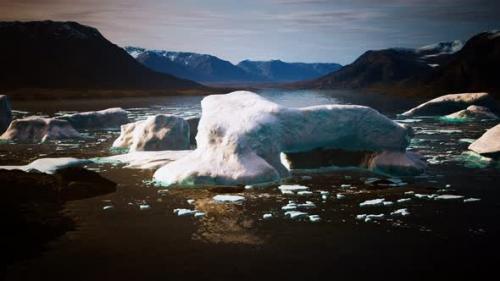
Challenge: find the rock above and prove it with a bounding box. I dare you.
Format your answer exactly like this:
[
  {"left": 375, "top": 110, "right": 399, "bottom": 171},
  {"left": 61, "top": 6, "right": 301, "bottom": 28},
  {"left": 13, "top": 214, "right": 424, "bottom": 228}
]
[
  {"left": 445, "top": 105, "right": 498, "bottom": 120},
  {"left": 153, "top": 91, "right": 412, "bottom": 186},
  {"left": 0, "top": 157, "right": 91, "bottom": 174},
  {"left": 468, "top": 124, "right": 500, "bottom": 158},
  {"left": 0, "top": 117, "right": 80, "bottom": 142},
  {"left": 0, "top": 95, "right": 12, "bottom": 134},
  {"left": 58, "top": 107, "right": 129, "bottom": 129},
  {"left": 112, "top": 114, "right": 190, "bottom": 151},
  {"left": 186, "top": 117, "right": 200, "bottom": 146},
  {"left": 402, "top": 92, "right": 496, "bottom": 116}
]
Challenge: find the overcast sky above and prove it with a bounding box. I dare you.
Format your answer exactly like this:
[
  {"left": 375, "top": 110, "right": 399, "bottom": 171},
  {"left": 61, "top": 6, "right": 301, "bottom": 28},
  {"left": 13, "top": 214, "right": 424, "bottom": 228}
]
[{"left": 1, "top": 0, "right": 500, "bottom": 64}]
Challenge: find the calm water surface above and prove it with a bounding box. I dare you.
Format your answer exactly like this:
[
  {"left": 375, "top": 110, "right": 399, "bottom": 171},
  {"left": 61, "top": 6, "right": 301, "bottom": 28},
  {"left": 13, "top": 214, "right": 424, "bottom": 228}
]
[{"left": 3, "top": 89, "right": 499, "bottom": 281}]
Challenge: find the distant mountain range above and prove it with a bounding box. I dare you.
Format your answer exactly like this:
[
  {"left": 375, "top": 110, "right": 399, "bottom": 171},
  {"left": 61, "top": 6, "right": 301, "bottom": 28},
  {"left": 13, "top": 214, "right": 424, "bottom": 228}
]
[
  {"left": 125, "top": 47, "right": 342, "bottom": 84},
  {"left": 297, "top": 32, "right": 500, "bottom": 99},
  {"left": 0, "top": 21, "right": 202, "bottom": 94}
]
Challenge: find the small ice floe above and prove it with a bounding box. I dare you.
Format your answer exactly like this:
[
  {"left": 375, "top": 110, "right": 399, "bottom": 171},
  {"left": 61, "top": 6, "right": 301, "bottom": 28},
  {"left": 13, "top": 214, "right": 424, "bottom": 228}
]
[
  {"left": 322, "top": 195, "right": 328, "bottom": 200},
  {"left": 282, "top": 201, "right": 316, "bottom": 210},
  {"left": 282, "top": 202, "right": 298, "bottom": 211},
  {"left": 102, "top": 205, "right": 114, "bottom": 210},
  {"left": 244, "top": 185, "right": 254, "bottom": 190},
  {"left": 139, "top": 204, "right": 151, "bottom": 210},
  {"left": 383, "top": 201, "right": 394, "bottom": 206},
  {"left": 340, "top": 184, "right": 351, "bottom": 188},
  {"left": 298, "top": 201, "right": 316, "bottom": 209},
  {"left": 297, "top": 191, "right": 313, "bottom": 196},
  {"left": 359, "top": 198, "right": 386, "bottom": 207},
  {"left": 319, "top": 191, "right": 330, "bottom": 196},
  {"left": 464, "top": 198, "right": 481, "bottom": 203},
  {"left": 356, "top": 214, "right": 385, "bottom": 222},
  {"left": 434, "top": 194, "right": 464, "bottom": 200},
  {"left": 194, "top": 212, "right": 206, "bottom": 218},
  {"left": 336, "top": 193, "right": 346, "bottom": 199},
  {"left": 263, "top": 213, "right": 273, "bottom": 220},
  {"left": 391, "top": 208, "right": 410, "bottom": 216},
  {"left": 415, "top": 194, "right": 437, "bottom": 200},
  {"left": 213, "top": 195, "right": 245, "bottom": 203},
  {"left": 395, "top": 118, "right": 422, "bottom": 123},
  {"left": 404, "top": 191, "right": 415, "bottom": 195},
  {"left": 174, "top": 208, "right": 197, "bottom": 216},
  {"left": 397, "top": 198, "right": 412, "bottom": 203},
  {"left": 445, "top": 184, "right": 451, "bottom": 188},
  {"left": 309, "top": 215, "right": 321, "bottom": 222},
  {"left": 187, "top": 199, "right": 195, "bottom": 205},
  {"left": 284, "top": 211, "right": 308, "bottom": 219},
  {"left": 278, "top": 184, "right": 309, "bottom": 194}
]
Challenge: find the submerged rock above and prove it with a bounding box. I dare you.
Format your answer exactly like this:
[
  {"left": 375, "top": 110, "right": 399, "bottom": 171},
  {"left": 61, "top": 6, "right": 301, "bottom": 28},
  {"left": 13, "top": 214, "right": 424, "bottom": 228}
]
[
  {"left": 0, "top": 95, "right": 12, "bottom": 134},
  {"left": 58, "top": 107, "right": 129, "bottom": 129},
  {"left": 445, "top": 105, "right": 498, "bottom": 120},
  {"left": 468, "top": 124, "right": 500, "bottom": 158},
  {"left": 153, "top": 91, "right": 414, "bottom": 187},
  {"left": 0, "top": 117, "right": 80, "bottom": 142},
  {"left": 112, "top": 114, "right": 190, "bottom": 151},
  {"left": 402, "top": 92, "right": 496, "bottom": 117}
]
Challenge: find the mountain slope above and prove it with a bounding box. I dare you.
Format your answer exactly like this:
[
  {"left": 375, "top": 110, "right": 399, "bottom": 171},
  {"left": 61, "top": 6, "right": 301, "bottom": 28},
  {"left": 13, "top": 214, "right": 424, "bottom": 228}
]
[
  {"left": 236, "top": 60, "right": 342, "bottom": 82},
  {"left": 125, "top": 47, "right": 342, "bottom": 84},
  {"left": 0, "top": 21, "right": 200, "bottom": 91}
]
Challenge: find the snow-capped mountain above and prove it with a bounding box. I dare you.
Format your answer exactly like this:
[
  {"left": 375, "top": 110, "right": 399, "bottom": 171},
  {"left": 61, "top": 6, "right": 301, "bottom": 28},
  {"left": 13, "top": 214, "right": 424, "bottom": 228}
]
[{"left": 124, "top": 47, "right": 342, "bottom": 84}]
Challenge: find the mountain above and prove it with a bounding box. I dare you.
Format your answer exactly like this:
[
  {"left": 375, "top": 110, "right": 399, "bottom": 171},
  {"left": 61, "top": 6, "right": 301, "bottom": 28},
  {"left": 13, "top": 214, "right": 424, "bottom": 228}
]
[
  {"left": 125, "top": 47, "right": 253, "bottom": 83},
  {"left": 414, "top": 31, "right": 500, "bottom": 97},
  {"left": 299, "top": 40, "right": 464, "bottom": 90},
  {"left": 0, "top": 21, "right": 201, "bottom": 92},
  {"left": 236, "top": 60, "right": 342, "bottom": 82},
  {"left": 125, "top": 47, "right": 342, "bottom": 84}
]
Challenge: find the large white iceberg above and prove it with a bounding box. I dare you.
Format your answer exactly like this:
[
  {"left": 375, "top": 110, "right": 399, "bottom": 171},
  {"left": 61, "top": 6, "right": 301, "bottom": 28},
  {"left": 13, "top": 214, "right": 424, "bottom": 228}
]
[
  {"left": 0, "top": 95, "right": 12, "bottom": 134},
  {"left": 468, "top": 124, "right": 500, "bottom": 158},
  {"left": 401, "top": 92, "right": 496, "bottom": 117},
  {"left": 0, "top": 116, "right": 80, "bottom": 142},
  {"left": 112, "top": 114, "right": 190, "bottom": 151},
  {"left": 153, "top": 91, "right": 419, "bottom": 186},
  {"left": 58, "top": 107, "right": 129, "bottom": 129}
]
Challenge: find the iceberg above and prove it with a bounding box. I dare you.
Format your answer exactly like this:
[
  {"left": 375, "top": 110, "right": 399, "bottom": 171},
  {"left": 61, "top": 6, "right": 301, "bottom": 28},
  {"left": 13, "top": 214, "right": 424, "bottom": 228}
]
[
  {"left": 57, "top": 107, "right": 129, "bottom": 129},
  {"left": 94, "top": 150, "right": 191, "bottom": 169},
  {"left": 0, "top": 157, "right": 91, "bottom": 174},
  {"left": 401, "top": 92, "right": 496, "bottom": 117},
  {"left": 468, "top": 124, "right": 500, "bottom": 158},
  {"left": 153, "top": 91, "right": 417, "bottom": 187},
  {"left": 0, "top": 95, "right": 12, "bottom": 134},
  {"left": 0, "top": 117, "right": 80, "bottom": 142},
  {"left": 444, "top": 105, "right": 498, "bottom": 120},
  {"left": 112, "top": 114, "right": 190, "bottom": 151}
]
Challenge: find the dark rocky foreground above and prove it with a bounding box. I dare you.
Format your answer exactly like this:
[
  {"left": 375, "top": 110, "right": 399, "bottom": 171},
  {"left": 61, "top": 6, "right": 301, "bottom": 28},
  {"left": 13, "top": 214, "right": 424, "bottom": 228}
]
[{"left": 0, "top": 167, "right": 116, "bottom": 277}]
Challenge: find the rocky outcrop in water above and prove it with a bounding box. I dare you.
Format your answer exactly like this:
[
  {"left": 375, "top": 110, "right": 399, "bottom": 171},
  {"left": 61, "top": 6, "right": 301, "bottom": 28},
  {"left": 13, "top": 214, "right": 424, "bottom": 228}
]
[
  {"left": 112, "top": 114, "right": 190, "bottom": 151},
  {"left": 0, "top": 95, "right": 12, "bottom": 134},
  {"left": 153, "top": 91, "right": 423, "bottom": 186},
  {"left": 58, "top": 107, "right": 129, "bottom": 129},
  {"left": 0, "top": 117, "right": 80, "bottom": 142}
]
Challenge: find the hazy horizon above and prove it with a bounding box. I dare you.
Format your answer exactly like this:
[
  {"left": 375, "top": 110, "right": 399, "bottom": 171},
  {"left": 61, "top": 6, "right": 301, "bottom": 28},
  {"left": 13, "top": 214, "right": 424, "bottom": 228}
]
[{"left": 1, "top": 0, "right": 500, "bottom": 65}]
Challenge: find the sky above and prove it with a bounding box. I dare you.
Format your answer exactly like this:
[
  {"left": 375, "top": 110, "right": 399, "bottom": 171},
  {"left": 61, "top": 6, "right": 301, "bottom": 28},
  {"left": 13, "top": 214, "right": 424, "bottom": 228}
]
[{"left": 1, "top": 0, "right": 500, "bottom": 64}]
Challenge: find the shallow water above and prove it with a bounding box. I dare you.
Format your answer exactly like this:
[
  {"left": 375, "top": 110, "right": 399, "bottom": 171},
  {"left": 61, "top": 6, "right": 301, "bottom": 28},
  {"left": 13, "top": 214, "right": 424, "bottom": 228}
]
[{"left": 3, "top": 89, "right": 500, "bottom": 280}]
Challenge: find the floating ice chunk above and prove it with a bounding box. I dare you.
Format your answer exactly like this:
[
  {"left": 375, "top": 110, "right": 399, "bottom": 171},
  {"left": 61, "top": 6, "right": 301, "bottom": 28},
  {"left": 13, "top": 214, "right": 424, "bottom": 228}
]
[
  {"left": 297, "top": 201, "right": 316, "bottom": 209},
  {"left": 340, "top": 184, "right": 351, "bottom": 188},
  {"left": 297, "top": 191, "right": 313, "bottom": 196},
  {"left": 281, "top": 190, "right": 295, "bottom": 195},
  {"left": 397, "top": 198, "right": 412, "bottom": 203},
  {"left": 464, "top": 198, "right": 481, "bottom": 203},
  {"left": 194, "top": 212, "right": 205, "bottom": 218},
  {"left": 356, "top": 214, "right": 367, "bottom": 220},
  {"left": 174, "top": 208, "right": 197, "bottom": 216},
  {"left": 213, "top": 195, "right": 245, "bottom": 203},
  {"left": 359, "top": 198, "right": 385, "bottom": 207},
  {"left": 415, "top": 194, "right": 437, "bottom": 199},
  {"left": 322, "top": 195, "right": 328, "bottom": 200},
  {"left": 404, "top": 191, "right": 415, "bottom": 195},
  {"left": 102, "top": 205, "right": 114, "bottom": 210},
  {"left": 383, "top": 201, "right": 394, "bottom": 206},
  {"left": 336, "top": 193, "right": 346, "bottom": 199},
  {"left": 278, "top": 184, "right": 309, "bottom": 194},
  {"left": 139, "top": 204, "right": 151, "bottom": 210},
  {"left": 244, "top": 185, "right": 254, "bottom": 190},
  {"left": 357, "top": 213, "right": 385, "bottom": 222},
  {"left": 284, "top": 211, "right": 308, "bottom": 219},
  {"left": 0, "top": 157, "right": 91, "bottom": 174},
  {"left": 263, "top": 213, "right": 273, "bottom": 219},
  {"left": 282, "top": 203, "right": 298, "bottom": 211},
  {"left": 391, "top": 208, "right": 410, "bottom": 216},
  {"left": 309, "top": 215, "right": 321, "bottom": 222},
  {"left": 319, "top": 190, "right": 330, "bottom": 195},
  {"left": 434, "top": 194, "right": 464, "bottom": 200},
  {"left": 187, "top": 199, "right": 195, "bottom": 205}
]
